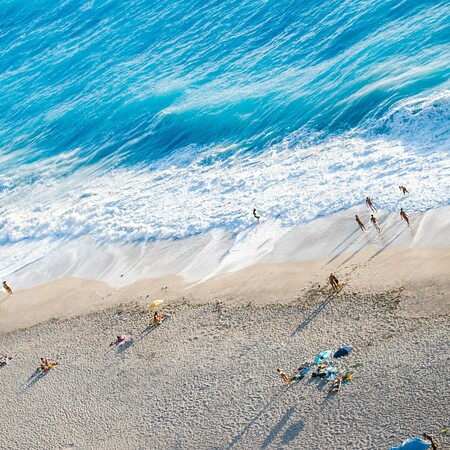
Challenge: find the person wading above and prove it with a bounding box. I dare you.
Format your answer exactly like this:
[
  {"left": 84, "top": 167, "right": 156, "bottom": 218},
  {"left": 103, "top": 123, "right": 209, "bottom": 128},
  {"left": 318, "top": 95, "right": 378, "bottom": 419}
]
[
  {"left": 365, "top": 197, "right": 377, "bottom": 212},
  {"left": 400, "top": 208, "right": 410, "bottom": 227}
]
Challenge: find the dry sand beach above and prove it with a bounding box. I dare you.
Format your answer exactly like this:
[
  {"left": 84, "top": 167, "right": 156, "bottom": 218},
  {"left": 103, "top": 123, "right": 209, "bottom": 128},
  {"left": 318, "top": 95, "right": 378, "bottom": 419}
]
[
  {"left": 1, "top": 207, "right": 450, "bottom": 449},
  {"left": 0, "top": 287, "right": 449, "bottom": 449}
]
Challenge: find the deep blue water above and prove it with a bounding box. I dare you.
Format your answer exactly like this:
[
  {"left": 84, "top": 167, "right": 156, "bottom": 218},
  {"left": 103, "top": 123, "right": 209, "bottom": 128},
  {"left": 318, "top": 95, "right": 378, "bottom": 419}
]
[{"left": 1, "top": 0, "right": 448, "bottom": 173}]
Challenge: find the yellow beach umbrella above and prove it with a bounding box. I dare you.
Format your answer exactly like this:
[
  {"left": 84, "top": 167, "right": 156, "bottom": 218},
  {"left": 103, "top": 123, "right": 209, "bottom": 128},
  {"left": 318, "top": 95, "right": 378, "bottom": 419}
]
[{"left": 147, "top": 299, "right": 164, "bottom": 311}]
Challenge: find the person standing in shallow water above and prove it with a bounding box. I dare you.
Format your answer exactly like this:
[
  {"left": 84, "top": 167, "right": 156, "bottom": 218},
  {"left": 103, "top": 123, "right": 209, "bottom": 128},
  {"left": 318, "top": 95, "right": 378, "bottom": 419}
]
[
  {"left": 399, "top": 185, "right": 409, "bottom": 195},
  {"left": 355, "top": 215, "right": 366, "bottom": 232},
  {"left": 365, "top": 197, "right": 377, "bottom": 212},
  {"left": 400, "top": 208, "right": 410, "bottom": 227},
  {"left": 253, "top": 208, "right": 260, "bottom": 221},
  {"left": 370, "top": 215, "right": 381, "bottom": 233}
]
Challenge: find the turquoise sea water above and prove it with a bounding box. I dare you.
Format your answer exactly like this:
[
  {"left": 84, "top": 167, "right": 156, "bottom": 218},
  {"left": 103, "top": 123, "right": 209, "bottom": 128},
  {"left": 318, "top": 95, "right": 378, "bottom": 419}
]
[{"left": 0, "top": 0, "right": 449, "bottom": 269}]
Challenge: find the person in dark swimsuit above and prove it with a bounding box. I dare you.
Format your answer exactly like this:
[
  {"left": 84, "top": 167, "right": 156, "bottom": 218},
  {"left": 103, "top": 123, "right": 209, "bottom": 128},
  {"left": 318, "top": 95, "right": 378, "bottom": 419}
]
[
  {"left": 400, "top": 208, "right": 410, "bottom": 227},
  {"left": 355, "top": 215, "right": 366, "bottom": 232}
]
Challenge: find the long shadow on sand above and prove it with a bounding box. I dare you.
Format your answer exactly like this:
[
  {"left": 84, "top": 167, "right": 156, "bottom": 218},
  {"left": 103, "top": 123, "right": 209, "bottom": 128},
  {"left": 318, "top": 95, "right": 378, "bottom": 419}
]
[
  {"left": 261, "top": 405, "right": 298, "bottom": 449},
  {"left": 137, "top": 323, "right": 166, "bottom": 342},
  {"left": 291, "top": 292, "right": 337, "bottom": 336},
  {"left": 367, "top": 228, "right": 407, "bottom": 262},
  {"left": 307, "top": 376, "right": 328, "bottom": 392},
  {"left": 138, "top": 318, "right": 171, "bottom": 342},
  {"left": 0, "top": 295, "right": 10, "bottom": 307},
  {"left": 279, "top": 418, "right": 304, "bottom": 446},
  {"left": 226, "top": 392, "right": 282, "bottom": 450},
  {"left": 20, "top": 369, "right": 50, "bottom": 393},
  {"left": 116, "top": 339, "right": 134, "bottom": 354},
  {"left": 322, "top": 227, "right": 365, "bottom": 268},
  {"left": 138, "top": 324, "right": 158, "bottom": 341}
]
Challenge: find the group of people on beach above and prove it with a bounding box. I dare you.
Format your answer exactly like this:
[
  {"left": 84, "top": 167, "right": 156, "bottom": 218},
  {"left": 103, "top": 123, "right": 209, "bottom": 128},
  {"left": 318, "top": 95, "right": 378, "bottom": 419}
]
[
  {"left": 253, "top": 185, "right": 412, "bottom": 234},
  {"left": 355, "top": 186, "right": 411, "bottom": 234},
  {"left": 1, "top": 305, "right": 170, "bottom": 381},
  {"left": 277, "top": 350, "right": 353, "bottom": 394}
]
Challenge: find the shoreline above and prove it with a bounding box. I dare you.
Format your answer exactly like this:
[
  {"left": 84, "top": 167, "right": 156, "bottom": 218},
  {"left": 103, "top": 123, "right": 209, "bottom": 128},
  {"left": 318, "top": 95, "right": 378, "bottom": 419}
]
[
  {"left": 3, "top": 204, "right": 450, "bottom": 293},
  {"left": 1, "top": 245, "right": 449, "bottom": 334}
]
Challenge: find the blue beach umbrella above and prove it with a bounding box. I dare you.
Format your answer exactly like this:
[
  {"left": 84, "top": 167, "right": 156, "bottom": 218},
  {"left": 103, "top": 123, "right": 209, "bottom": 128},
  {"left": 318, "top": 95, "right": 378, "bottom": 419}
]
[
  {"left": 390, "top": 438, "right": 431, "bottom": 450},
  {"left": 333, "top": 345, "right": 353, "bottom": 358}
]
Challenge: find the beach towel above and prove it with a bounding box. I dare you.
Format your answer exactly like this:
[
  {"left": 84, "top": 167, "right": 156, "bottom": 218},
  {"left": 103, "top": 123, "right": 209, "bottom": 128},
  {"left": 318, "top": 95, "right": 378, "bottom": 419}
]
[
  {"left": 325, "top": 366, "right": 338, "bottom": 381},
  {"left": 313, "top": 350, "right": 331, "bottom": 365},
  {"left": 117, "top": 335, "right": 132, "bottom": 346}
]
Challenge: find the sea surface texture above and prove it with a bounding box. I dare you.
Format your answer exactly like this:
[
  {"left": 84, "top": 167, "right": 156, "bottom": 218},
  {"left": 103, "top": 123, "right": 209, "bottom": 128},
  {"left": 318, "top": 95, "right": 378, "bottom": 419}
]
[{"left": 0, "top": 0, "right": 449, "bottom": 275}]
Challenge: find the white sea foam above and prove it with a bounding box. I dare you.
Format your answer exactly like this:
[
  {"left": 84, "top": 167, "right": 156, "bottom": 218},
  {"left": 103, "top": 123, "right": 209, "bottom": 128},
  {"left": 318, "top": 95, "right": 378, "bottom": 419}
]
[{"left": 1, "top": 91, "right": 449, "bottom": 284}]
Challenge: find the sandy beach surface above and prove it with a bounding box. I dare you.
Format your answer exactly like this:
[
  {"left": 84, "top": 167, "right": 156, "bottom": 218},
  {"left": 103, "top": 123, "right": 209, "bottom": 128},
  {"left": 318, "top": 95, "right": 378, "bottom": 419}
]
[
  {"left": 1, "top": 207, "right": 449, "bottom": 450},
  {"left": 0, "top": 287, "right": 449, "bottom": 450}
]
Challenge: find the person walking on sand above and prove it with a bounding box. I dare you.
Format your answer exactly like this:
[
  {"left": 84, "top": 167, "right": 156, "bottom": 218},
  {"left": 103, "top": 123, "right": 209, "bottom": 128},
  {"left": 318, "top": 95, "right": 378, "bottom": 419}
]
[
  {"left": 399, "top": 185, "right": 409, "bottom": 195},
  {"left": 400, "top": 208, "right": 410, "bottom": 227},
  {"left": 277, "top": 368, "right": 293, "bottom": 386},
  {"left": 370, "top": 215, "right": 381, "bottom": 233},
  {"left": 365, "top": 197, "right": 377, "bottom": 212},
  {"left": 253, "top": 208, "right": 260, "bottom": 221},
  {"left": 2, "top": 281, "right": 13, "bottom": 295},
  {"left": 355, "top": 215, "right": 366, "bottom": 232}
]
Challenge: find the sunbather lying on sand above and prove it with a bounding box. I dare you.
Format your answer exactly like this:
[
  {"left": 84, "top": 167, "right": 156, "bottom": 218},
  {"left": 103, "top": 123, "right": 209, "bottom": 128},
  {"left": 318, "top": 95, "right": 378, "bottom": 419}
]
[
  {"left": 110, "top": 335, "right": 122, "bottom": 347},
  {"left": 277, "top": 368, "right": 294, "bottom": 386},
  {"left": 39, "top": 357, "right": 58, "bottom": 373},
  {"left": 153, "top": 311, "right": 169, "bottom": 326},
  {"left": 422, "top": 433, "right": 439, "bottom": 449},
  {"left": 290, "top": 364, "right": 310, "bottom": 381},
  {"left": 0, "top": 355, "right": 13, "bottom": 366},
  {"left": 109, "top": 334, "right": 132, "bottom": 347},
  {"left": 342, "top": 371, "right": 353, "bottom": 383},
  {"left": 311, "top": 364, "right": 327, "bottom": 378},
  {"left": 329, "top": 375, "right": 343, "bottom": 393}
]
